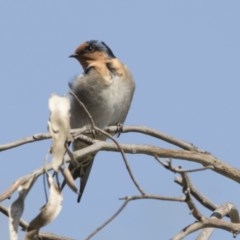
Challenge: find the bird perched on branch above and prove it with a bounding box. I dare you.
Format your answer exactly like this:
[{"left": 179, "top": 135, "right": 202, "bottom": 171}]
[{"left": 68, "top": 40, "right": 135, "bottom": 202}]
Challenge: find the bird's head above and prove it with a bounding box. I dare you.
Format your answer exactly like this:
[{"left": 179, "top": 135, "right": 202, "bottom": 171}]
[{"left": 69, "top": 40, "right": 116, "bottom": 70}]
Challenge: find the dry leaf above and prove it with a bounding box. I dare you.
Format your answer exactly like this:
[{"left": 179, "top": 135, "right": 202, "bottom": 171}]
[
  {"left": 9, "top": 176, "right": 36, "bottom": 240},
  {"left": 25, "top": 173, "right": 62, "bottom": 240},
  {"left": 48, "top": 94, "right": 71, "bottom": 172}
]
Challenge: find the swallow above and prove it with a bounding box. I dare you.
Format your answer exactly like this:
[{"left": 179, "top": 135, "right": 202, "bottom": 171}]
[{"left": 68, "top": 40, "right": 135, "bottom": 202}]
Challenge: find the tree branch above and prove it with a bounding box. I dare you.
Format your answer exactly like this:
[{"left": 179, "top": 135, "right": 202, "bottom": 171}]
[{"left": 2, "top": 125, "right": 240, "bottom": 239}]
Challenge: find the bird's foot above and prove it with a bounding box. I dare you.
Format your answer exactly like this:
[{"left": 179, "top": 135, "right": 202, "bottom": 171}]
[{"left": 116, "top": 123, "right": 124, "bottom": 137}]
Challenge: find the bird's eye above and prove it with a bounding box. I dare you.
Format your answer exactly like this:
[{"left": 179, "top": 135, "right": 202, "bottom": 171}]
[{"left": 87, "top": 45, "right": 95, "bottom": 52}]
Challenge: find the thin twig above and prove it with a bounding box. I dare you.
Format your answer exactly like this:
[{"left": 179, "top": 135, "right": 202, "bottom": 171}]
[
  {"left": 68, "top": 90, "right": 96, "bottom": 130},
  {"left": 84, "top": 193, "right": 185, "bottom": 240},
  {"left": 95, "top": 127, "right": 145, "bottom": 195},
  {"left": 181, "top": 173, "right": 203, "bottom": 221},
  {"left": 154, "top": 156, "right": 213, "bottom": 173},
  {"left": 120, "top": 194, "right": 185, "bottom": 202},
  {"left": 84, "top": 200, "right": 129, "bottom": 240}
]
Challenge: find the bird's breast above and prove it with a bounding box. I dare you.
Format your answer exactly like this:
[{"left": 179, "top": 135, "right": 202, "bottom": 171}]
[{"left": 70, "top": 65, "right": 135, "bottom": 129}]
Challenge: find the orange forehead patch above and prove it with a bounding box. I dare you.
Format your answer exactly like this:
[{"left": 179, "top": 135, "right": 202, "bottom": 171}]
[{"left": 75, "top": 42, "right": 89, "bottom": 55}]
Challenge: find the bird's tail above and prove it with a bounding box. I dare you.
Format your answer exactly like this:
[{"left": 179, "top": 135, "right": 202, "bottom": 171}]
[{"left": 61, "top": 153, "right": 96, "bottom": 203}]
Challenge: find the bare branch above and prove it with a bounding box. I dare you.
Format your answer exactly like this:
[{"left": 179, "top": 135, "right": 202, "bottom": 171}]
[
  {"left": 0, "top": 124, "right": 205, "bottom": 152},
  {"left": 196, "top": 203, "right": 240, "bottom": 240},
  {"left": 172, "top": 217, "right": 240, "bottom": 240},
  {"left": 2, "top": 138, "right": 240, "bottom": 206},
  {"left": 71, "top": 141, "right": 240, "bottom": 184},
  {"left": 172, "top": 203, "right": 240, "bottom": 240},
  {"left": 0, "top": 133, "right": 51, "bottom": 152},
  {"left": 174, "top": 176, "right": 218, "bottom": 213},
  {"left": 154, "top": 156, "right": 213, "bottom": 173},
  {"left": 120, "top": 194, "right": 185, "bottom": 202},
  {"left": 107, "top": 125, "right": 202, "bottom": 151},
  {"left": 180, "top": 173, "right": 203, "bottom": 221},
  {"left": 2, "top": 125, "right": 240, "bottom": 239}
]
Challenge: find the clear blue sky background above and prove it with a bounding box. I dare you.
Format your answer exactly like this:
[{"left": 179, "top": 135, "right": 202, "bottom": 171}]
[{"left": 1, "top": 1, "right": 240, "bottom": 239}]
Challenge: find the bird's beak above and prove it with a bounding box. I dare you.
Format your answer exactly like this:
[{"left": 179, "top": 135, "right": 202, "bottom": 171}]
[{"left": 69, "top": 53, "right": 78, "bottom": 58}]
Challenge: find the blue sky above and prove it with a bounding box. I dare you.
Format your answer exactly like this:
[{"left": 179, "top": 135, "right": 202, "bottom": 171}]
[{"left": 1, "top": 1, "right": 240, "bottom": 239}]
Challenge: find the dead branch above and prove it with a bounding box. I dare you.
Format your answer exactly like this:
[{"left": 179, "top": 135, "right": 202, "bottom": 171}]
[{"left": 1, "top": 125, "right": 240, "bottom": 239}]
